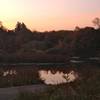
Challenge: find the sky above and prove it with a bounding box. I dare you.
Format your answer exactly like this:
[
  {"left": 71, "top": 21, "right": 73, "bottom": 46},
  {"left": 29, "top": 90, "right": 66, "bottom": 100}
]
[{"left": 0, "top": 0, "right": 100, "bottom": 31}]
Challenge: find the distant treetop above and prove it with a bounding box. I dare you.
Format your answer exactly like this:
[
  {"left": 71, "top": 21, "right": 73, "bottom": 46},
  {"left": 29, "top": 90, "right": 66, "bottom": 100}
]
[{"left": 93, "top": 17, "right": 100, "bottom": 29}]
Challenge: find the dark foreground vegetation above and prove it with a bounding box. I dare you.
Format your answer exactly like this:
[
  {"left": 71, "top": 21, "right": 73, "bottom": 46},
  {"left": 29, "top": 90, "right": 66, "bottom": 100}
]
[
  {"left": 14, "top": 65, "right": 100, "bottom": 100},
  {"left": 0, "top": 18, "right": 100, "bottom": 99},
  {"left": 0, "top": 64, "right": 99, "bottom": 100},
  {"left": 0, "top": 64, "right": 99, "bottom": 88},
  {"left": 0, "top": 19, "right": 100, "bottom": 63}
]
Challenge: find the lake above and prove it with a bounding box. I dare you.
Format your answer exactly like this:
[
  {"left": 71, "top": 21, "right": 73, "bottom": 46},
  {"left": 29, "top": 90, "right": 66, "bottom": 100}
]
[{"left": 0, "top": 59, "right": 99, "bottom": 87}]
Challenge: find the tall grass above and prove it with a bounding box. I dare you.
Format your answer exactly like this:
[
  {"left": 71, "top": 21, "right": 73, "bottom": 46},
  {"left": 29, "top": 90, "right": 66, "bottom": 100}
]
[{"left": 15, "top": 66, "right": 100, "bottom": 100}]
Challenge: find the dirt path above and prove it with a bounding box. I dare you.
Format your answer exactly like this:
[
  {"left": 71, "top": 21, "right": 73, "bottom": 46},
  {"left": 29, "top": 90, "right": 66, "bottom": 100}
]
[{"left": 0, "top": 84, "right": 47, "bottom": 100}]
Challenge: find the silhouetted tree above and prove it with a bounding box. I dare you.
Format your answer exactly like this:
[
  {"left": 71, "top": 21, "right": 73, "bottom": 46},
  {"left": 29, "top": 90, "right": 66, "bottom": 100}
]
[
  {"left": 0, "top": 21, "right": 7, "bottom": 31},
  {"left": 15, "top": 22, "right": 30, "bottom": 32},
  {"left": 15, "top": 22, "right": 22, "bottom": 32},
  {"left": 75, "top": 26, "right": 80, "bottom": 31},
  {"left": 0, "top": 19, "right": 100, "bottom": 62},
  {"left": 21, "top": 22, "right": 28, "bottom": 30},
  {"left": 93, "top": 17, "right": 100, "bottom": 29}
]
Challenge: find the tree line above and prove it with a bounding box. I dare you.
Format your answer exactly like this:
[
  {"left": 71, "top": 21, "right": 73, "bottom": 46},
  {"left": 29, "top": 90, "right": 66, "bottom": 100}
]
[{"left": 0, "top": 18, "right": 100, "bottom": 62}]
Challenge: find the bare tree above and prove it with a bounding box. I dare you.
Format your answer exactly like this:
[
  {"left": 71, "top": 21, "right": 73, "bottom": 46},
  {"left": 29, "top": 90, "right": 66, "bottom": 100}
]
[{"left": 93, "top": 17, "right": 100, "bottom": 29}]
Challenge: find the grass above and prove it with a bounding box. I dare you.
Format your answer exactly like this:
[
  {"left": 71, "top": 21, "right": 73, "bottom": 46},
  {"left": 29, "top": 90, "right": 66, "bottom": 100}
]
[
  {"left": 0, "top": 66, "right": 41, "bottom": 88},
  {"left": 15, "top": 76, "right": 100, "bottom": 100},
  {"left": 15, "top": 85, "right": 100, "bottom": 100},
  {"left": 0, "top": 64, "right": 99, "bottom": 100},
  {"left": 14, "top": 65, "right": 100, "bottom": 100}
]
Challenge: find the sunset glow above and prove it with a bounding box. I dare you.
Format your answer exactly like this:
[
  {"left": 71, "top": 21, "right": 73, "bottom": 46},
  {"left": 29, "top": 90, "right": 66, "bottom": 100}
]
[{"left": 0, "top": 0, "right": 100, "bottom": 31}]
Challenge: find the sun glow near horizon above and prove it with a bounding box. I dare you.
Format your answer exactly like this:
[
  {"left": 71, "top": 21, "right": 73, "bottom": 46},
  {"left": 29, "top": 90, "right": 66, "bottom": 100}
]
[{"left": 0, "top": 0, "right": 100, "bottom": 31}]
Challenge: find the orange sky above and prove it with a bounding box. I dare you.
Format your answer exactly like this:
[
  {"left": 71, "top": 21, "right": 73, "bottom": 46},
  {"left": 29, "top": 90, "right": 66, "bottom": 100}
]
[{"left": 0, "top": 0, "right": 100, "bottom": 31}]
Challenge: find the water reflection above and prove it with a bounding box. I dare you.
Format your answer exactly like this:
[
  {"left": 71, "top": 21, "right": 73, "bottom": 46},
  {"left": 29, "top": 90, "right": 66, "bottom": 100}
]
[
  {"left": 39, "top": 70, "right": 78, "bottom": 85},
  {"left": 70, "top": 56, "right": 100, "bottom": 64},
  {"left": 89, "top": 57, "right": 100, "bottom": 60},
  {"left": 3, "top": 70, "right": 17, "bottom": 77},
  {"left": 70, "top": 60, "right": 84, "bottom": 63}
]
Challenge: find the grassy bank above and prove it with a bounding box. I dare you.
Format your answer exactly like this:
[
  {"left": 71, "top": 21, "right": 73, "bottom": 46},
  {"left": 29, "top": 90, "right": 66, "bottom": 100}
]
[{"left": 15, "top": 66, "right": 100, "bottom": 100}]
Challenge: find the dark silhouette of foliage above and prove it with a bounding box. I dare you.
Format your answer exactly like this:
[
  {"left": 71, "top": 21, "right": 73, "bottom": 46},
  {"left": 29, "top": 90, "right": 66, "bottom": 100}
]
[
  {"left": 0, "top": 20, "right": 100, "bottom": 62},
  {"left": 15, "top": 22, "right": 22, "bottom": 32},
  {"left": 93, "top": 17, "right": 100, "bottom": 29}
]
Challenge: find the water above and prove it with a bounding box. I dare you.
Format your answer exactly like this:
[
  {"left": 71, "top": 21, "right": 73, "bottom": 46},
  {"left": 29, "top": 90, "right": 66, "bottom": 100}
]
[
  {"left": 0, "top": 62, "right": 99, "bottom": 87},
  {"left": 39, "top": 70, "right": 78, "bottom": 85},
  {"left": 70, "top": 56, "right": 100, "bottom": 64},
  {"left": 89, "top": 57, "right": 100, "bottom": 60},
  {"left": 70, "top": 60, "right": 84, "bottom": 63},
  {"left": 0, "top": 68, "right": 79, "bottom": 85},
  {"left": 3, "top": 70, "right": 17, "bottom": 77}
]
